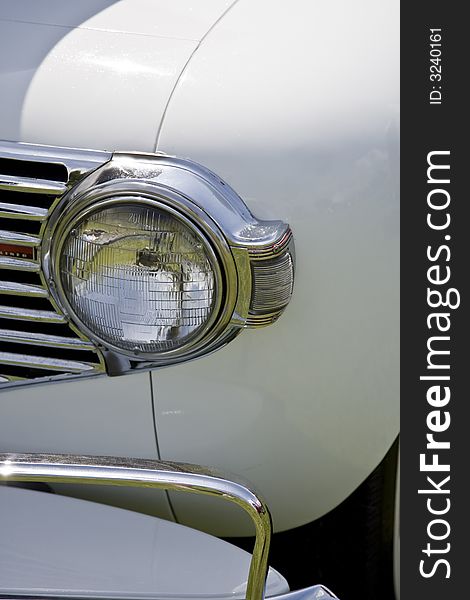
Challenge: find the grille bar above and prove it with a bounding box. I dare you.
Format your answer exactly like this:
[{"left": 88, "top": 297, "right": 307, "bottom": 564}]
[
  {"left": 0, "top": 256, "right": 40, "bottom": 271},
  {"left": 0, "top": 351, "right": 98, "bottom": 373},
  {"left": 0, "top": 280, "right": 48, "bottom": 297},
  {"left": 0, "top": 328, "right": 94, "bottom": 350},
  {"left": 0, "top": 201, "right": 49, "bottom": 220},
  {"left": 0, "top": 304, "right": 66, "bottom": 323},
  {"left": 0, "top": 229, "right": 41, "bottom": 246},
  {"left": 0, "top": 374, "right": 25, "bottom": 383},
  {"left": 0, "top": 174, "right": 67, "bottom": 195},
  {"left": 0, "top": 140, "right": 111, "bottom": 172},
  {"left": 0, "top": 142, "right": 112, "bottom": 387}
]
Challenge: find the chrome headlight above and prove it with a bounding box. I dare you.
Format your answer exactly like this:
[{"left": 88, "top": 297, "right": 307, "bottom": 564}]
[
  {"left": 42, "top": 152, "right": 295, "bottom": 373},
  {"left": 58, "top": 201, "right": 221, "bottom": 357}
]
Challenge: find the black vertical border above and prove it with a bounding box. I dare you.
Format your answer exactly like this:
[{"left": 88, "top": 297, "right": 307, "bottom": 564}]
[{"left": 401, "top": 3, "right": 468, "bottom": 598}]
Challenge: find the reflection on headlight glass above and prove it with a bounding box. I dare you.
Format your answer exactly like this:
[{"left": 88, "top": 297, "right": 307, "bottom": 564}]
[{"left": 60, "top": 204, "right": 216, "bottom": 354}]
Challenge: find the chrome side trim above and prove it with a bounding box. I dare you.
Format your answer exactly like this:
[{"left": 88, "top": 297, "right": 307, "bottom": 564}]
[
  {"left": 246, "top": 310, "right": 287, "bottom": 328},
  {"left": 0, "top": 351, "right": 98, "bottom": 373},
  {"left": 0, "top": 453, "right": 272, "bottom": 600},
  {"left": 247, "top": 229, "right": 294, "bottom": 261},
  {"left": 0, "top": 174, "right": 67, "bottom": 195}
]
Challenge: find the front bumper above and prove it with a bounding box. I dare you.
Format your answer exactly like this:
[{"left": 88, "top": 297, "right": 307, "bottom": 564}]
[{"left": 0, "top": 452, "right": 338, "bottom": 600}]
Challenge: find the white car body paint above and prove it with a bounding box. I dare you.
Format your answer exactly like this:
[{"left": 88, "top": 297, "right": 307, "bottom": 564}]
[
  {"left": 0, "top": 0, "right": 234, "bottom": 150},
  {"left": 0, "top": 373, "right": 175, "bottom": 520},
  {"left": 153, "top": 0, "right": 399, "bottom": 535},
  {"left": 0, "top": 0, "right": 236, "bottom": 524},
  {"left": 0, "top": 0, "right": 399, "bottom": 537}
]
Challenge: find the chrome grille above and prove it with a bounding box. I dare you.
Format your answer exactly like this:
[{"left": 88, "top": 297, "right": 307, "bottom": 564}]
[{"left": 0, "top": 141, "right": 111, "bottom": 388}]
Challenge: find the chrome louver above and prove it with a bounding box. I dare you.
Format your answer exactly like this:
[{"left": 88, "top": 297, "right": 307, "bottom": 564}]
[{"left": 0, "top": 142, "right": 109, "bottom": 388}]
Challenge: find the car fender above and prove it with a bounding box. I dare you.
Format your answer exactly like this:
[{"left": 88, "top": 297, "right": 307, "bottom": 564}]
[{"left": 152, "top": 0, "right": 400, "bottom": 535}]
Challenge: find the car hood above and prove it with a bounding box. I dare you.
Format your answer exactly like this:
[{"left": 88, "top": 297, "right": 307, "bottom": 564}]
[{"left": 0, "top": 0, "right": 236, "bottom": 150}]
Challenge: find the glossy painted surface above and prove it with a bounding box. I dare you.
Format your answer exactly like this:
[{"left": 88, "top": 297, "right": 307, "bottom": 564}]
[
  {"left": 0, "top": 0, "right": 399, "bottom": 537},
  {"left": 0, "top": 0, "right": 238, "bottom": 524},
  {"left": 153, "top": 0, "right": 399, "bottom": 535},
  {"left": 0, "top": 486, "right": 288, "bottom": 597},
  {"left": 0, "top": 0, "right": 234, "bottom": 40},
  {"left": 0, "top": 1, "right": 235, "bottom": 150},
  {"left": 0, "top": 374, "right": 174, "bottom": 520}
]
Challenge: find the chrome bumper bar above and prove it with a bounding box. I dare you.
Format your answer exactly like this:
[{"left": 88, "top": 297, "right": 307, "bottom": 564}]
[{"left": 0, "top": 453, "right": 338, "bottom": 600}]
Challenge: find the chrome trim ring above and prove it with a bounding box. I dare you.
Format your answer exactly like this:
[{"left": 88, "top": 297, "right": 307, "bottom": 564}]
[{"left": 46, "top": 193, "right": 231, "bottom": 362}]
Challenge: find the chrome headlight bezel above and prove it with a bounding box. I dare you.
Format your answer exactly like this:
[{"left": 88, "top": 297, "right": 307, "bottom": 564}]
[
  {"left": 41, "top": 152, "right": 295, "bottom": 373},
  {"left": 47, "top": 193, "right": 232, "bottom": 362}
]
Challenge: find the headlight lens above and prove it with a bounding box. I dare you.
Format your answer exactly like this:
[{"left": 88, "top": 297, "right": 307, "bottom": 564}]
[{"left": 59, "top": 202, "right": 217, "bottom": 355}]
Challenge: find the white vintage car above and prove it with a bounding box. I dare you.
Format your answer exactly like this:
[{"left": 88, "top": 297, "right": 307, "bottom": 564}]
[{"left": 0, "top": 1, "right": 399, "bottom": 599}]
